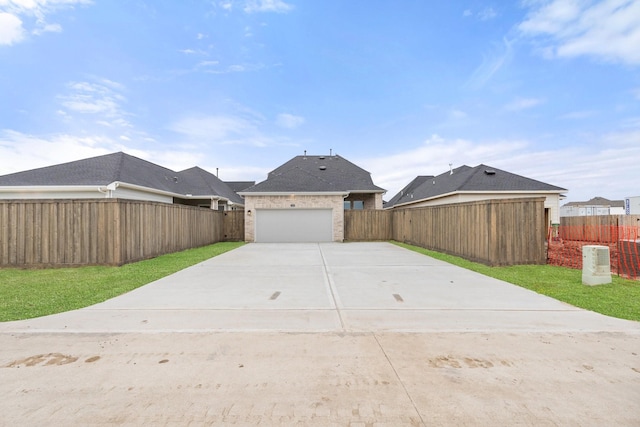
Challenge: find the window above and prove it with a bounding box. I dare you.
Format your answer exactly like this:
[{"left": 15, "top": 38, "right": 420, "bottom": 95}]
[{"left": 344, "top": 200, "right": 364, "bottom": 210}]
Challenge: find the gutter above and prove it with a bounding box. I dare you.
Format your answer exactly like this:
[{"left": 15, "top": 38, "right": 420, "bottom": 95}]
[
  {"left": 0, "top": 185, "right": 106, "bottom": 194},
  {"left": 238, "top": 191, "right": 350, "bottom": 197}
]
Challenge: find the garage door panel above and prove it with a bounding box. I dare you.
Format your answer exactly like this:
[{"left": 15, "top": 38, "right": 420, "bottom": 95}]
[{"left": 256, "top": 209, "right": 333, "bottom": 243}]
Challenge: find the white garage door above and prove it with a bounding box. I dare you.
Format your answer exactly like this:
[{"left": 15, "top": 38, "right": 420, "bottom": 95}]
[{"left": 255, "top": 209, "right": 333, "bottom": 243}]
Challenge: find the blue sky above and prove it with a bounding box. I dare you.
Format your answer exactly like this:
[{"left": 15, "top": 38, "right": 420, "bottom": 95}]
[{"left": 1, "top": 0, "right": 639, "bottom": 203}]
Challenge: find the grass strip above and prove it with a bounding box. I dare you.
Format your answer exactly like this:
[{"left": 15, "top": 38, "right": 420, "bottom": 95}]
[
  {"left": 0, "top": 241, "right": 244, "bottom": 322},
  {"left": 393, "top": 241, "right": 640, "bottom": 322}
]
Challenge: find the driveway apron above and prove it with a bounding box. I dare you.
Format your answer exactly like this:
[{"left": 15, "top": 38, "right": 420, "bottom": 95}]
[{"left": 1, "top": 242, "right": 638, "bottom": 333}]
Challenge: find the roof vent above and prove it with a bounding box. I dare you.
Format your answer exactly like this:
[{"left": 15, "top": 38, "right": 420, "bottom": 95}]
[
  {"left": 484, "top": 169, "right": 496, "bottom": 175},
  {"left": 319, "top": 156, "right": 326, "bottom": 160},
  {"left": 319, "top": 166, "right": 327, "bottom": 170}
]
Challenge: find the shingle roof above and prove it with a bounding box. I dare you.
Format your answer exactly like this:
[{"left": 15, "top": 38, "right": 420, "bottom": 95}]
[
  {"left": 0, "top": 152, "right": 244, "bottom": 204},
  {"left": 241, "top": 154, "right": 385, "bottom": 193},
  {"left": 175, "top": 167, "right": 244, "bottom": 204},
  {"left": 384, "top": 175, "right": 434, "bottom": 207},
  {"left": 386, "top": 164, "right": 566, "bottom": 208},
  {"left": 225, "top": 181, "right": 256, "bottom": 192}
]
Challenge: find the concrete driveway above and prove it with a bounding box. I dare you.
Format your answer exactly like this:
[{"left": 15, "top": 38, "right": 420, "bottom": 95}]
[
  {"left": 2, "top": 242, "right": 637, "bottom": 333},
  {"left": 2, "top": 242, "right": 640, "bottom": 426}
]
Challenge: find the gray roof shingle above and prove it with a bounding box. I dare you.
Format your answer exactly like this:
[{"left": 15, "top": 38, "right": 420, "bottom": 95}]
[
  {"left": 224, "top": 181, "right": 256, "bottom": 192},
  {"left": 386, "top": 164, "right": 566, "bottom": 208},
  {"left": 384, "top": 175, "right": 434, "bottom": 207},
  {"left": 241, "top": 154, "right": 385, "bottom": 193},
  {"left": 0, "top": 152, "right": 244, "bottom": 204}
]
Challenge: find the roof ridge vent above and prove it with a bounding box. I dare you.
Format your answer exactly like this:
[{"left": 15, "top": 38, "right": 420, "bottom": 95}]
[{"left": 319, "top": 156, "right": 326, "bottom": 160}]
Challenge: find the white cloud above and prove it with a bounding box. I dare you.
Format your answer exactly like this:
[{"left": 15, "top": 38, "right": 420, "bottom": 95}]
[
  {"left": 478, "top": 7, "right": 497, "bottom": 21},
  {"left": 168, "top": 115, "right": 276, "bottom": 148},
  {"left": 276, "top": 113, "right": 305, "bottom": 129},
  {"left": 0, "top": 129, "right": 209, "bottom": 177},
  {"left": 169, "top": 112, "right": 301, "bottom": 149},
  {"left": 0, "top": 12, "right": 24, "bottom": 45},
  {"left": 449, "top": 109, "right": 467, "bottom": 120},
  {"left": 32, "top": 21, "right": 61, "bottom": 34},
  {"left": 243, "top": 0, "right": 293, "bottom": 14},
  {"left": 359, "top": 130, "right": 640, "bottom": 203},
  {"left": 360, "top": 134, "right": 528, "bottom": 196},
  {"left": 58, "top": 79, "right": 130, "bottom": 127},
  {"left": 219, "top": 2, "right": 233, "bottom": 12},
  {"left": 180, "top": 48, "right": 207, "bottom": 55},
  {"left": 519, "top": 0, "right": 640, "bottom": 65},
  {"left": 194, "top": 60, "right": 265, "bottom": 74},
  {"left": 504, "top": 97, "right": 544, "bottom": 111},
  {"left": 0, "top": 130, "right": 115, "bottom": 175},
  {"left": 169, "top": 115, "right": 257, "bottom": 141},
  {"left": 465, "top": 37, "right": 514, "bottom": 89},
  {"left": 462, "top": 7, "right": 497, "bottom": 21},
  {"left": 0, "top": 0, "right": 91, "bottom": 44}
]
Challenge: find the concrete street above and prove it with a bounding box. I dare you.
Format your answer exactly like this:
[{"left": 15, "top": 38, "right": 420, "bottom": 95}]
[{"left": 1, "top": 242, "right": 639, "bottom": 425}]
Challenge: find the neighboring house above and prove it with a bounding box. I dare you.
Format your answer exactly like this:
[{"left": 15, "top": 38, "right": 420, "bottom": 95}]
[
  {"left": 239, "top": 153, "right": 386, "bottom": 242},
  {"left": 560, "top": 197, "right": 626, "bottom": 217},
  {"left": 0, "top": 152, "right": 244, "bottom": 210},
  {"left": 385, "top": 164, "right": 566, "bottom": 225}
]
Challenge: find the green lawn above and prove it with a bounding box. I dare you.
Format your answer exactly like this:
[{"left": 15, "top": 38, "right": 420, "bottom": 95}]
[
  {"left": 393, "top": 241, "right": 640, "bottom": 322},
  {"left": 0, "top": 242, "right": 244, "bottom": 322}
]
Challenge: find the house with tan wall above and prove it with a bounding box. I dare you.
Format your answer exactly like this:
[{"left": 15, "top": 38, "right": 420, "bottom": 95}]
[
  {"left": 0, "top": 152, "right": 244, "bottom": 211},
  {"left": 239, "top": 154, "right": 385, "bottom": 242},
  {"left": 385, "top": 164, "right": 566, "bottom": 226}
]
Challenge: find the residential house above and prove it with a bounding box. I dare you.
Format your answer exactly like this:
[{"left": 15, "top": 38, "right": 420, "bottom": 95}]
[
  {"left": 239, "top": 153, "right": 386, "bottom": 242},
  {"left": 0, "top": 152, "right": 244, "bottom": 210},
  {"left": 560, "top": 197, "right": 625, "bottom": 217},
  {"left": 385, "top": 164, "right": 566, "bottom": 225}
]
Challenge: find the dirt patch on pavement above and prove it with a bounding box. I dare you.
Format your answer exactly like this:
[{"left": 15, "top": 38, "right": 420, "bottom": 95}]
[{"left": 1, "top": 331, "right": 639, "bottom": 425}]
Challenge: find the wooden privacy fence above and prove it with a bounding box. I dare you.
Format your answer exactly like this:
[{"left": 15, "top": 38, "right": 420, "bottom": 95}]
[
  {"left": 0, "top": 199, "right": 244, "bottom": 267},
  {"left": 345, "top": 197, "right": 547, "bottom": 266},
  {"left": 344, "top": 210, "right": 393, "bottom": 241}
]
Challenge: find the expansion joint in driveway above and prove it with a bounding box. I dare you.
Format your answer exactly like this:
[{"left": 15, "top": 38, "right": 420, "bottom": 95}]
[
  {"left": 318, "top": 243, "right": 346, "bottom": 330},
  {"left": 373, "top": 333, "right": 426, "bottom": 425}
]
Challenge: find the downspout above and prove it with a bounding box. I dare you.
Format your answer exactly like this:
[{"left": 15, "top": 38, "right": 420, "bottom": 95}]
[
  {"left": 210, "top": 196, "right": 220, "bottom": 210},
  {"left": 106, "top": 182, "right": 119, "bottom": 198}
]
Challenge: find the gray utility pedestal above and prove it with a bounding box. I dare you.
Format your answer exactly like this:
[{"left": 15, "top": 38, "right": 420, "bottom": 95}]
[{"left": 582, "top": 245, "right": 612, "bottom": 286}]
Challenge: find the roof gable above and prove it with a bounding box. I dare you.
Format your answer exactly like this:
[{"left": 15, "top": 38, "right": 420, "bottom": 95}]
[{"left": 243, "top": 154, "right": 385, "bottom": 193}]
